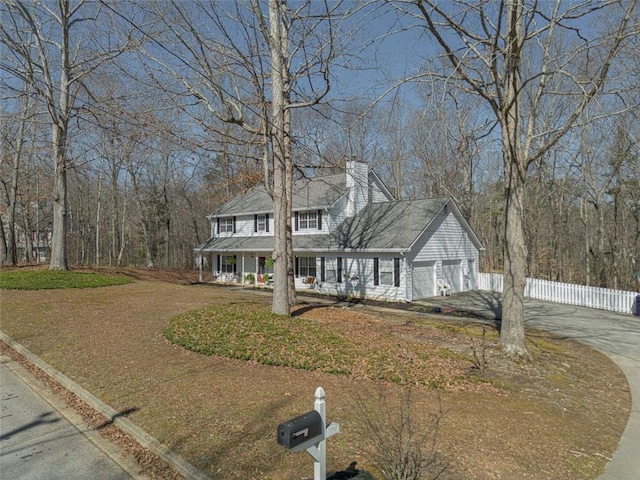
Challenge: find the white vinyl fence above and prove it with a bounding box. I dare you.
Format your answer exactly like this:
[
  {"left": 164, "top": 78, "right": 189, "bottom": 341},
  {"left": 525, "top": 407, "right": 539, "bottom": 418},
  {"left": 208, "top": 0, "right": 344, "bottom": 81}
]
[{"left": 477, "top": 273, "right": 639, "bottom": 315}]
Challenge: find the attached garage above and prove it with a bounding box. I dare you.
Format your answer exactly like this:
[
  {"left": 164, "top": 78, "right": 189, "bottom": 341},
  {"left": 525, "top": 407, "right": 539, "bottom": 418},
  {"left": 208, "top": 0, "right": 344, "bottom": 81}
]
[
  {"left": 442, "top": 260, "right": 462, "bottom": 293},
  {"left": 412, "top": 261, "right": 436, "bottom": 299}
]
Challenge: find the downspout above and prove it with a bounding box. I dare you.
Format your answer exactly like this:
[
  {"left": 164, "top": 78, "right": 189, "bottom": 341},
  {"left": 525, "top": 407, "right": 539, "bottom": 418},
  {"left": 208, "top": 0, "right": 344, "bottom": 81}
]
[{"left": 401, "top": 251, "right": 409, "bottom": 303}]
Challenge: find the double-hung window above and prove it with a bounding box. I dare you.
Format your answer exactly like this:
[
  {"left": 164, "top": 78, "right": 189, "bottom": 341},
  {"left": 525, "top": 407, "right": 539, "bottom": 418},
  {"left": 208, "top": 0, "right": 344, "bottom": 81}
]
[
  {"left": 297, "top": 256, "right": 317, "bottom": 278},
  {"left": 219, "top": 255, "right": 236, "bottom": 273},
  {"left": 379, "top": 258, "right": 394, "bottom": 286},
  {"left": 325, "top": 257, "right": 337, "bottom": 283},
  {"left": 298, "top": 211, "right": 317, "bottom": 230},
  {"left": 374, "top": 257, "right": 401, "bottom": 287},
  {"left": 254, "top": 214, "right": 269, "bottom": 233},
  {"left": 257, "top": 214, "right": 266, "bottom": 232},
  {"left": 219, "top": 217, "right": 234, "bottom": 234}
]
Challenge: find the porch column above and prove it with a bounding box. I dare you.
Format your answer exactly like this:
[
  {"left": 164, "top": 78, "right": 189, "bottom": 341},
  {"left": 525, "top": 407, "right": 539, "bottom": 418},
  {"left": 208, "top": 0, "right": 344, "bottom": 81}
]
[{"left": 198, "top": 253, "right": 203, "bottom": 283}]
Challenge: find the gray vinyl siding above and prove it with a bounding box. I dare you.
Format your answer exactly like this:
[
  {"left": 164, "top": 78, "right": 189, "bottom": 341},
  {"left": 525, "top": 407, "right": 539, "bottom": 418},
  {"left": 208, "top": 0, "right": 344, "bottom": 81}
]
[
  {"left": 407, "top": 210, "right": 479, "bottom": 295},
  {"left": 316, "top": 253, "right": 407, "bottom": 302},
  {"left": 370, "top": 181, "right": 390, "bottom": 203},
  {"left": 411, "top": 211, "right": 477, "bottom": 263}
]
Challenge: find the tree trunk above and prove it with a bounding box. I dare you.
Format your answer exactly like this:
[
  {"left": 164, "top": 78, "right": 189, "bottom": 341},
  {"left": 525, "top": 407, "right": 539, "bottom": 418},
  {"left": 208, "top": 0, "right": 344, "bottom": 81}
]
[
  {"left": 282, "top": 23, "right": 297, "bottom": 306},
  {"left": 3, "top": 92, "right": 29, "bottom": 266},
  {"left": 500, "top": 151, "right": 530, "bottom": 359},
  {"left": 580, "top": 197, "right": 591, "bottom": 286},
  {"left": 268, "top": 0, "right": 291, "bottom": 315},
  {"left": 96, "top": 163, "right": 102, "bottom": 266},
  {"left": 21, "top": 208, "right": 34, "bottom": 263},
  {"left": 109, "top": 148, "right": 121, "bottom": 266},
  {"left": 0, "top": 216, "right": 7, "bottom": 265},
  {"left": 49, "top": 126, "right": 69, "bottom": 270},
  {"left": 49, "top": 1, "right": 71, "bottom": 271},
  {"left": 498, "top": 0, "right": 530, "bottom": 359}
]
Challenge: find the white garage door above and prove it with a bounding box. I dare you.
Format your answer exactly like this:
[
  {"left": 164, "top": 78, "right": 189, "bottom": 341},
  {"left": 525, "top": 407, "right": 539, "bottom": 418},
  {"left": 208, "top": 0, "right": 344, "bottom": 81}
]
[
  {"left": 412, "top": 261, "right": 436, "bottom": 299},
  {"left": 442, "top": 260, "right": 462, "bottom": 293}
]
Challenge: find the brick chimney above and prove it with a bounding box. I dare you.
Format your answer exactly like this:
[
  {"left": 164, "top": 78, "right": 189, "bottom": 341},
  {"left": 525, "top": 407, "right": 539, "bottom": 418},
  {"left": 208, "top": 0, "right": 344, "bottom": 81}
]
[{"left": 345, "top": 161, "right": 369, "bottom": 217}]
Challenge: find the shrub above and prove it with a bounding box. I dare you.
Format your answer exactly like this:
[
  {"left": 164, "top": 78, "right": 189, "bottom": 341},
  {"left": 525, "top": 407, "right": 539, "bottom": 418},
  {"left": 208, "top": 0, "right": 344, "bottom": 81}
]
[{"left": 352, "top": 388, "right": 449, "bottom": 480}]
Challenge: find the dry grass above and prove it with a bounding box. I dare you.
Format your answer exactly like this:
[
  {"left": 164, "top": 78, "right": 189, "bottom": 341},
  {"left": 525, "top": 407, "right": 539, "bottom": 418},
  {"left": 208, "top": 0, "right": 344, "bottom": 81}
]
[{"left": 0, "top": 267, "right": 631, "bottom": 479}]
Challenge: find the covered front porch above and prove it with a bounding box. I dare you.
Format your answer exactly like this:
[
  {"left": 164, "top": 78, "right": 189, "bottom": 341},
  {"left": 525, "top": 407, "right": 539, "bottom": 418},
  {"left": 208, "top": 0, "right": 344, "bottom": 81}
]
[
  {"left": 196, "top": 250, "right": 274, "bottom": 285},
  {"left": 195, "top": 249, "right": 321, "bottom": 292},
  {"left": 195, "top": 233, "right": 328, "bottom": 287}
]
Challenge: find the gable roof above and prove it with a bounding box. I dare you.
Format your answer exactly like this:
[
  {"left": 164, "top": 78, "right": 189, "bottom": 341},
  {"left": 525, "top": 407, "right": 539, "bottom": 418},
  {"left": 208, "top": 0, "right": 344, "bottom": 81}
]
[
  {"left": 209, "top": 173, "right": 346, "bottom": 217},
  {"left": 197, "top": 196, "right": 484, "bottom": 253},
  {"left": 328, "top": 198, "right": 446, "bottom": 251}
]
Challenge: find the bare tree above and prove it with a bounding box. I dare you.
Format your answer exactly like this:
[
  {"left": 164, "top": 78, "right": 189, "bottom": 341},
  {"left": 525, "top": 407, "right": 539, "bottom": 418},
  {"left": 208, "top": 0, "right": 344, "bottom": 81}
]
[
  {"left": 0, "top": 0, "right": 128, "bottom": 270},
  {"left": 127, "top": 0, "right": 341, "bottom": 314},
  {"left": 0, "top": 85, "right": 32, "bottom": 266},
  {"left": 393, "top": 0, "right": 638, "bottom": 358}
]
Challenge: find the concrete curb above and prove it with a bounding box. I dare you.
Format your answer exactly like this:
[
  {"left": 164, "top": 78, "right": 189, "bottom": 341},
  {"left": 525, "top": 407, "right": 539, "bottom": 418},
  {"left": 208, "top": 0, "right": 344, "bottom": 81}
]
[{"left": 0, "top": 331, "right": 211, "bottom": 480}]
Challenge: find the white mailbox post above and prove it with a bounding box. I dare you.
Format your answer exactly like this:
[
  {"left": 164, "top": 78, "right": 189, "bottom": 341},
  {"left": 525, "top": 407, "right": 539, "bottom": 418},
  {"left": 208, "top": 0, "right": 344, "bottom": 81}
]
[{"left": 277, "top": 386, "right": 340, "bottom": 480}]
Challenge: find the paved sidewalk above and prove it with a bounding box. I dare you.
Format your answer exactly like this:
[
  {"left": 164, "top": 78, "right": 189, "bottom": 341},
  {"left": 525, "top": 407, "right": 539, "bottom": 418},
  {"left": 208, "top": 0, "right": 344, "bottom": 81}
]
[
  {"left": 0, "top": 354, "right": 141, "bottom": 480},
  {"left": 419, "top": 291, "right": 640, "bottom": 480}
]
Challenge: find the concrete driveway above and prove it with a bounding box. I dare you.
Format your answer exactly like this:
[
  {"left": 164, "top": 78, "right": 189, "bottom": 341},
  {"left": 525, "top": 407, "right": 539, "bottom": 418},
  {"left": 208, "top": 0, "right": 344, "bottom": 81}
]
[{"left": 419, "top": 291, "right": 640, "bottom": 480}]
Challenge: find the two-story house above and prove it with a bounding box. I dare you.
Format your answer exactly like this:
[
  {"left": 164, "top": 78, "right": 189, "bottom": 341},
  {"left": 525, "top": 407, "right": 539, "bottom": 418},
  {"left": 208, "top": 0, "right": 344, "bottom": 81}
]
[{"left": 195, "top": 161, "right": 484, "bottom": 302}]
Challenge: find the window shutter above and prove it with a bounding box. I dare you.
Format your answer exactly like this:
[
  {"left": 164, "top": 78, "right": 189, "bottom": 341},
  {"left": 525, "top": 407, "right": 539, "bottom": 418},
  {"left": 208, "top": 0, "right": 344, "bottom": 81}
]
[
  {"left": 295, "top": 257, "right": 299, "bottom": 277},
  {"left": 233, "top": 216, "right": 237, "bottom": 233},
  {"left": 317, "top": 210, "right": 322, "bottom": 230},
  {"left": 266, "top": 213, "right": 269, "bottom": 232},
  {"left": 337, "top": 257, "right": 343, "bottom": 283},
  {"left": 295, "top": 211, "right": 299, "bottom": 231},
  {"left": 254, "top": 215, "right": 258, "bottom": 232},
  {"left": 373, "top": 258, "right": 379, "bottom": 286},
  {"left": 394, "top": 258, "right": 400, "bottom": 287},
  {"left": 217, "top": 254, "right": 221, "bottom": 271},
  {"left": 320, "top": 257, "right": 326, "bottom": 282},
  {"left": 233, "top": 255, "right": 237, "bottom": 274},
  {"left": 216, "top": 218, "right": 220, "bottom": 234}
]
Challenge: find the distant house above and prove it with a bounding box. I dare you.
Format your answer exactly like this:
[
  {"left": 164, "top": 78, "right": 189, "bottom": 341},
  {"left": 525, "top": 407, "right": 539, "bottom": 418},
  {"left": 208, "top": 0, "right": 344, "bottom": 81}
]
[
  {"left": 195, "top": 161, "right": 484, "bottom": 302},
  {"left": 0, "top": 212, "right": 50, "bottom": 263}
]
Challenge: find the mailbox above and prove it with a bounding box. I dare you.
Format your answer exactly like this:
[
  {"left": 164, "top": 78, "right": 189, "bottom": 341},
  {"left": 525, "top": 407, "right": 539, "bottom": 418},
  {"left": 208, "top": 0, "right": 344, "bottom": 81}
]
[{"left": 277, "top": 410, "right": 323, "bottom": 450}]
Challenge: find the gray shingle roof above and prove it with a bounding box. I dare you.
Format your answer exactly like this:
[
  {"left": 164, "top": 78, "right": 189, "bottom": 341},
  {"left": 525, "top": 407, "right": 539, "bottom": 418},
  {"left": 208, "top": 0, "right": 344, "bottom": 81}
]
[
  {"left": 329, "top": 198, "right": 449, "bottom": 250},
  {"left": 197, "top": 197, "right": 452, "bottom": 253},
  {"left": 210, "top": 174, "right": 346, "bottom": 216},
  {"left": 196, "top": 234, "right": 331, "bottom": 252}
]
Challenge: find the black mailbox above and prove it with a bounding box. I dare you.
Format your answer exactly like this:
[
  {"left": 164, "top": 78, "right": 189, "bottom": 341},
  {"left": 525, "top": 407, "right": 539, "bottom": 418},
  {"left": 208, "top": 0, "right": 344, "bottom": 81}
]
[{"left": 277, "top": 410, "right": 323, "bottom": 450}]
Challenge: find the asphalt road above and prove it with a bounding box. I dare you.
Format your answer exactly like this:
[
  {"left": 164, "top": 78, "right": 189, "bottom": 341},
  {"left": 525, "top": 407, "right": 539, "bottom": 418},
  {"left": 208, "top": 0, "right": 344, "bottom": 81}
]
[{"left": 0, "top": 356, "right": 135, "bottom": 480}]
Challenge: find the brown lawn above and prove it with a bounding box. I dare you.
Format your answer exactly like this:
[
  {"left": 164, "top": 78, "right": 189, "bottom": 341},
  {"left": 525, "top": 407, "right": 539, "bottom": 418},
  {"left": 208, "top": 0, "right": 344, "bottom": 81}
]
[{"left": 0, "top": 267, "right": 631, "bottom": 480}]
